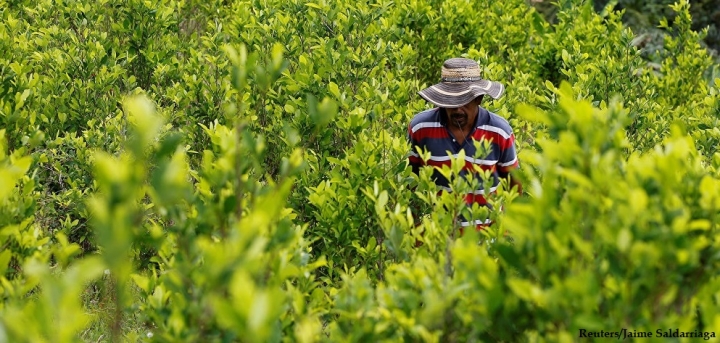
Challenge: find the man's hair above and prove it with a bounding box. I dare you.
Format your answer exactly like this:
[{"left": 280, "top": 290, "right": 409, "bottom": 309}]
[{"left": 475, "top": 95, "right": 484, "bottom": 104}]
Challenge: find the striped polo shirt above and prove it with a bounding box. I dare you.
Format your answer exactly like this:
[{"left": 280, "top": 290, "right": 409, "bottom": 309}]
[{"left": 407, "top": 107, "right": 519, "bottom": 227}]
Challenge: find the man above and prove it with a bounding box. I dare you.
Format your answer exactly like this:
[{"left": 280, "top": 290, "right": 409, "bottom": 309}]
[{"left": 408, "top": 57, "right": 521, "bottom": 230}]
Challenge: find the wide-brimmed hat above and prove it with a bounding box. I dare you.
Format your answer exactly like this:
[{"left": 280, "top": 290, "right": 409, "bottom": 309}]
[{"left": 418, "top": 58, "right": 504, "bottom": 108}]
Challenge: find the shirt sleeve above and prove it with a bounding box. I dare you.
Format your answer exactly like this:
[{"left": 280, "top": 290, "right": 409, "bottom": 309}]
[
  {"left": 497, "top": 131, "right": 519, "bottom": 176},
  {"left": 408, "top": 123, "right": 423, "bottom": 175}
]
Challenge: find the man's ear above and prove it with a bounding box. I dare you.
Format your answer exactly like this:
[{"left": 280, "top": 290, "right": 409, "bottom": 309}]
[{"left": 475, "top": 95, "right": 484, "bottom": 106}]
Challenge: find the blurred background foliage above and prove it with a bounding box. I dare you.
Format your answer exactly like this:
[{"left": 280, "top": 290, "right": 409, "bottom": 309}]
[
  {"left": 0, "top": 0, "right": 719, "bottom": 341},
  {"left": 532, "top": 0, "right": 720, "bottom": 60}
]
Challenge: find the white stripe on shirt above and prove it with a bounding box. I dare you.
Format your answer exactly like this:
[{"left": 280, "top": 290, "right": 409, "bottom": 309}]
[
  {"left": 477, "top": 125, "right": 511, "bottom": 139},
  {"left": 411, "top": 122, "right": 444, "bottom": 134}
]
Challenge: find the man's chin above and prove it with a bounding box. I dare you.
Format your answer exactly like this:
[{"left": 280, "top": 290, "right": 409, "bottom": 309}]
[{"left": 452, "top": 118, "right": 467, "bottom": 126}]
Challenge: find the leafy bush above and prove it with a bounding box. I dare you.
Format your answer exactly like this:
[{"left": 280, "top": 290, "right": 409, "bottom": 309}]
[
  {"left": 0, "top": 0, "right": 719, "bottom": 341},
  {"left": 593, "top": 0, "right": 720, "bottom": 53}
]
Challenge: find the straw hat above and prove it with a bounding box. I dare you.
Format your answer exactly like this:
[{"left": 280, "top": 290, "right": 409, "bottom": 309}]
[{"left": 418, "top": 58, "right": 504, "bottom": 108}]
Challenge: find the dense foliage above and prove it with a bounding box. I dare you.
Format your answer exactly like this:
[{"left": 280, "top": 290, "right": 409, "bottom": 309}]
[
  {"left": 591, "top": 0, "right": 720, "bottom": 53},
  {"left": 1, "top": 0, "right": 718, "bottom": 341}
]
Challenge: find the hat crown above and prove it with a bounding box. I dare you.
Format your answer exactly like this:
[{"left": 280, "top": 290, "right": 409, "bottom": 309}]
[{"left": 441, "top": 58, "right": 482, "bottom": 82}]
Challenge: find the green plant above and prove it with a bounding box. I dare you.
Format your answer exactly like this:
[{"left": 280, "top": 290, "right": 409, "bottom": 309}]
[{"left": 1, "top": 0, "right": 719, "bottom": 341}]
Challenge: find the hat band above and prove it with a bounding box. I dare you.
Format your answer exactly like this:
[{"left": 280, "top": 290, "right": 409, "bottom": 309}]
[{"left": 441, "top": 76, "right": 482, "bottom": 82}]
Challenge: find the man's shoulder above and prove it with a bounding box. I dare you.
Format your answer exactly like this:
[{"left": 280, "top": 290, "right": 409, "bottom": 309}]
[
  {"left": 482, "top": 109, "right": 514, "bottom": 136},
  {"left": 409, "top": 108, "right": 440, "bottom": 127}
]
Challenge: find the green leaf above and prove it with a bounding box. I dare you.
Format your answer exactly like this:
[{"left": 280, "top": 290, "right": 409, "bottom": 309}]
[
  {"left": 131, "top": 274, "right": 150, "bottom": 293},
  {"left": 378, "top": 190, "right": 388, "bottom": 209},
  {"left": 328, "top": 82, "right": 341, "bottom": 99},
  {"left": 0, "top": 250, "right": 11, "bottom": 276},
  {"left": 516, "top": 103, "right": 551, "bottom": 125}
]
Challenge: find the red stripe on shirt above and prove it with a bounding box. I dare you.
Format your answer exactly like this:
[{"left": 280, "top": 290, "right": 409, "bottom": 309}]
[
  {"left": 413, "top": 127, "right": 449, "bottom": 141},
  {"left": 465, "top": 193, "right": 489, "bottom": 206},
  {"left": 471, "top": 129, "right": 514, "bottom": 150}
]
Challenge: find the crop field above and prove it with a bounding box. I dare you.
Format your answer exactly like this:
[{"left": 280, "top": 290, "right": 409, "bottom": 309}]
[{"left": 1, "top": 0, "right": 719, "bottom": 342}]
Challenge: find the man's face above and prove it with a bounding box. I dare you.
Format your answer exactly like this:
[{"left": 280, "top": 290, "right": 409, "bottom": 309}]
[{"left": 446, "top": 98, "right": 481, "bottom": 129}]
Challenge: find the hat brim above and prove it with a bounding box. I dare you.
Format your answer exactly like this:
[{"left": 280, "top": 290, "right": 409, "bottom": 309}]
[{"left": 418, "top": 80, "right": 504, "bottom": 108}]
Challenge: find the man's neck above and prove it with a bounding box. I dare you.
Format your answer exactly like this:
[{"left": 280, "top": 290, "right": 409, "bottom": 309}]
[{"left": 460, "top": 119, "right": 475, "bottom": 132}]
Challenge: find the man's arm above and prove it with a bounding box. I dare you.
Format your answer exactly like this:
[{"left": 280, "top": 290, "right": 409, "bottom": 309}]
[
  {"left": 497, "top": 130, "right": 522, "bottom": 194},
  {"left": 407, "top": 123, "right": 424, "bottom": 225},
  {"left": 407, "top": 123, "right": 423, "bottom": 176},
  {"left": 506, "top": 173, "right": 522, "bottom": 195}
]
